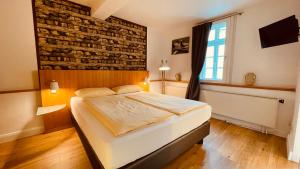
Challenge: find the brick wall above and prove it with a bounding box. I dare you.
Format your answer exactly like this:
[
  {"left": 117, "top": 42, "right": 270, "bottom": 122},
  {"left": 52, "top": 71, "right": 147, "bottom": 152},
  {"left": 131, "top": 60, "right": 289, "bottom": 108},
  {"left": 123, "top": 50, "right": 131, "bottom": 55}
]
[{"left": 34, "top": 0, "right": 147, "bottom": 70}]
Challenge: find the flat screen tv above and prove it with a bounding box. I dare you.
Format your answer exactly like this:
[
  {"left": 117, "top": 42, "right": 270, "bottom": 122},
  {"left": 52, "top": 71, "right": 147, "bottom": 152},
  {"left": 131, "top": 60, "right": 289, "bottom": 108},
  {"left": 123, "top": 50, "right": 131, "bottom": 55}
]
[{"left": 259, "top": 15, "right": 299, "bottom": 48}]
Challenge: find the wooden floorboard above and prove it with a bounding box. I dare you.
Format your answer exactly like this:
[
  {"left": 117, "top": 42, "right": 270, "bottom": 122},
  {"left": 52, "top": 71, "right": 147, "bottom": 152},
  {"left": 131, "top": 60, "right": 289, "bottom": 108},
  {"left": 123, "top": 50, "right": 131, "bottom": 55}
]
[{"left": 0, "top": 118, "right": 298, "bottom": 169}]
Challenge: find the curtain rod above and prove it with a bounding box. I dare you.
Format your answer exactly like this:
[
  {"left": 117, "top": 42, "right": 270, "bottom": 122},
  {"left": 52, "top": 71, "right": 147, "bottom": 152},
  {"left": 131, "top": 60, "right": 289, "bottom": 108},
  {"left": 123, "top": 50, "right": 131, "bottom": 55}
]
[{"left": 197, "top": 12, "right": 243, "bottom": 25}]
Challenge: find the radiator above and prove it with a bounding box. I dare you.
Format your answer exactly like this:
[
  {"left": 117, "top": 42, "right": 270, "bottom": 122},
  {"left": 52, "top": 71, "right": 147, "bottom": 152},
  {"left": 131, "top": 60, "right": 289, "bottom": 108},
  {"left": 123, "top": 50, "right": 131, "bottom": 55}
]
[{"left": 200, "top": 90, "right": 279, "bottom": 128}]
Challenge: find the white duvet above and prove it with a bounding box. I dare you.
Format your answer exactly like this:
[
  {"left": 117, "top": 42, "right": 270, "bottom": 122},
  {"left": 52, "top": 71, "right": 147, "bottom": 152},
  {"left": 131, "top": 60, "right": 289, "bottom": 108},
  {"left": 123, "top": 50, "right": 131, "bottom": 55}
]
[
  {"left": 126, "top": 92, "right": 208, "bottom": 115},
  {"left": 83, "top": 94, "right": 173, "bottom": 136}
]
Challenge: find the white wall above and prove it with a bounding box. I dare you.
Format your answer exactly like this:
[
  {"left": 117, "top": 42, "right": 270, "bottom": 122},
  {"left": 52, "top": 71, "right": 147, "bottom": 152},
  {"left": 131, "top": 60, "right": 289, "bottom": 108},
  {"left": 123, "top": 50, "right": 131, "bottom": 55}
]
[
  {"left": 163, "top": 25, "right": 193, "bottom": 81},
  {"left": 147, "top": 24, "right": 193, "bottom": 81},
  {"left": 147, "top": 27, "right": 168, "bottom": 80},
  {"left": 288, "top": 60, "right": 300, "bottom": 162},
  {"left": 148, "top": 0, "right": 300, "bottom": 87},
  {"left": 232, "top": 0, "right": 300, "bottom": 87},
  {"left": 0, "top": 0, "right": 39, "bottom": 91},
  {"left": 0, "top": 0, "right": 44, "bottom": 143},
  {"left": 147, "top": 0, "right": 300, "bottom": 138},
  {"left": 0, "top": 92, "right": 44, "bottom": 143}
]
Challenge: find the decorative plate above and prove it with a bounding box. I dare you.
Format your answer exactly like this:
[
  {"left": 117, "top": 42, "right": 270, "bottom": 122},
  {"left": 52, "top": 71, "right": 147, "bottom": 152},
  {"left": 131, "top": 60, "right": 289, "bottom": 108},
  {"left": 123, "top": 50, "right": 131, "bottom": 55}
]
[{"left": 244, "top": 72, "right": 256, "bottom": 86}]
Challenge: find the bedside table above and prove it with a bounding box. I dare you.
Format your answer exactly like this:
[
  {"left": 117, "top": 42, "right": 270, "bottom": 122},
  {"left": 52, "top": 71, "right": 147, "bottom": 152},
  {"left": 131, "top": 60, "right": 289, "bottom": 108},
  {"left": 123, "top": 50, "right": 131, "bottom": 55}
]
[{"left": 36, "top": 104, "right": 66, "bottom": 116}]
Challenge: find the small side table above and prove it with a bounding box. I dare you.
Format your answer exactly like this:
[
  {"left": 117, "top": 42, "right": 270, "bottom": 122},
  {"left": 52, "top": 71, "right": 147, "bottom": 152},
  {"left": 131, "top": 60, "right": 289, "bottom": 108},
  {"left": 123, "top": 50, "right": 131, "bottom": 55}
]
[{"left": 36, "top": 104, "right": 66, "bottom": 116}]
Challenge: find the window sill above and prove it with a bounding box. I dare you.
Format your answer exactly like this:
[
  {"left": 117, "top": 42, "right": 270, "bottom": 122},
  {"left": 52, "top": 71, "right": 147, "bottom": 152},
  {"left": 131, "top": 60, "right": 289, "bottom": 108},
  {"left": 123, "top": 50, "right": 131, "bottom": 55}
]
[{"left": 150, "top": 79, "right": 295, "bottom": 92}]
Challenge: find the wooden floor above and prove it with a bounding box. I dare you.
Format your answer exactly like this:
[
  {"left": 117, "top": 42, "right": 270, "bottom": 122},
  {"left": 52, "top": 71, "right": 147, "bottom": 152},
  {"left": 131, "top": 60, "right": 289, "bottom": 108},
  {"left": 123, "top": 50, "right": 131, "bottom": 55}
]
[{"left": 0, "top": 119, "right": 298, "bottom": 169}]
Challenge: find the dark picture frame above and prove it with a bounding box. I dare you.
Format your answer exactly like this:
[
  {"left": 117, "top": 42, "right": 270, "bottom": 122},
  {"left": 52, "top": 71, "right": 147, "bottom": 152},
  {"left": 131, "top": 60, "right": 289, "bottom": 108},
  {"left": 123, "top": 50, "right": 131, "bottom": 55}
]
[{"left": 171, "top": 37, "right": 190, "bottom": 55}]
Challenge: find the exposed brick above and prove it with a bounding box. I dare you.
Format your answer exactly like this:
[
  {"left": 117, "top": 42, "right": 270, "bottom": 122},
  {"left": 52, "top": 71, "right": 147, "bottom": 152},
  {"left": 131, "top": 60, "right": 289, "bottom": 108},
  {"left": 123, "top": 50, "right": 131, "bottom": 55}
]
[{"left": 34, "top": 0, "right": 147, "bottom": 70}]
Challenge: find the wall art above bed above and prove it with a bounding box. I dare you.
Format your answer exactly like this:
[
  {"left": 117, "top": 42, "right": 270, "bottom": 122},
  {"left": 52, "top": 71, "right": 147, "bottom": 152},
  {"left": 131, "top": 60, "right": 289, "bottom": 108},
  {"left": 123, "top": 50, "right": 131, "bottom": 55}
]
[{"left": 33, "top": 0, "right": 147, "bottom": 70}]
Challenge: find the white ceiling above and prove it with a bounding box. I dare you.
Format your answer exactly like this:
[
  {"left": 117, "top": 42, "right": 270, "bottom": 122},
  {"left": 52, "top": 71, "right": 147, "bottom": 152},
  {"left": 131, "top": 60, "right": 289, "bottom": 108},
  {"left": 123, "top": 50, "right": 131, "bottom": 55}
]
[
  {"left": 113, "top": 0, "right": 267, "bottom": 28},
  {"left": 68, "top": 0, "right": 100, "bottom": 8},
  {"left": 69, "top": 0, "right": 268, "bottom": 28},
  {"left": 68, "top": 0, "right": 132, "bottom": 20}
]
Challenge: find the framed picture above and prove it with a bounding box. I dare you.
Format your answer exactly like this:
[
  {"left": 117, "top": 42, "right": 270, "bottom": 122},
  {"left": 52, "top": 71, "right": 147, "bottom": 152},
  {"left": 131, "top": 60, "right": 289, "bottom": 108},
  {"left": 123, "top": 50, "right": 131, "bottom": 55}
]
[{"left": 171, "top": 37, "right": 190, "bottom": 55}]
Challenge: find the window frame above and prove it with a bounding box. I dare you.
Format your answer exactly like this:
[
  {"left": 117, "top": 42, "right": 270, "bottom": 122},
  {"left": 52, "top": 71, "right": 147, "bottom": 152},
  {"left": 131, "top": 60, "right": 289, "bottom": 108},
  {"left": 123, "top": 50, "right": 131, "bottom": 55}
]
[{"left": 200, "top": 17, "right": 235, "bottom": 83}]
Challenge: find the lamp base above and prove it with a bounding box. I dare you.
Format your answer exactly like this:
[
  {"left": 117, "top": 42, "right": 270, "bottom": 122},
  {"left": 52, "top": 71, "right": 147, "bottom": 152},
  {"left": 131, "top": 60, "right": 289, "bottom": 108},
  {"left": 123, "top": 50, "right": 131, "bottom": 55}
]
[{"left": 161, "top": 71, "right": 166, "bottom": 94}]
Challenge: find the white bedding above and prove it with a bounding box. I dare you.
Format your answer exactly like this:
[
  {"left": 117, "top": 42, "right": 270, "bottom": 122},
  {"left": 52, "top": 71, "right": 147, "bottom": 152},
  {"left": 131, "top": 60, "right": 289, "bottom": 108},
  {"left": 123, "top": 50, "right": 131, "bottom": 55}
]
[
  {"left": 71, "top": 93, "right": 211, "bottom": 169},
  {"left": 84, "top": 95, "right": 173, "bottom": 136},
  {"left": 126, "top": 92, "right": 208, "bottom": 115}
]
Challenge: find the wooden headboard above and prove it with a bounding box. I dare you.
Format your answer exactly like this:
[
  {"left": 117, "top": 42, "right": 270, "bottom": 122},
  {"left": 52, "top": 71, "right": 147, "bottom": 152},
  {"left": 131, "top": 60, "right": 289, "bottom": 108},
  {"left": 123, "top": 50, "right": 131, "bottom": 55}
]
[{"left": 39, "top": 70, "right": 149, "bottom": 132}]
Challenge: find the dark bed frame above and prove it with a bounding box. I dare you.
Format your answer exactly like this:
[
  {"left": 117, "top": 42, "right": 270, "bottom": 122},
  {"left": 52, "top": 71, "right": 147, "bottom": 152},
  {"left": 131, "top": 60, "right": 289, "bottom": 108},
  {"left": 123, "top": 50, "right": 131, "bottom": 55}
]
[{"left": 71, "top": 115, "right": 210, "bottom": 169}]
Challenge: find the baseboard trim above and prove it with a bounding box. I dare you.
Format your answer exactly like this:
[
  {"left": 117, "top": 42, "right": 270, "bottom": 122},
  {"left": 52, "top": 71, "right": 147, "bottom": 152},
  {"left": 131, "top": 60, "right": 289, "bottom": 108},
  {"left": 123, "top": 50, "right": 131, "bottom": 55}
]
[
  {"left": 0, "top": 126, "right": 44, "bottom": 144},
  {"left": 212, "top": 113, "right": 288, "bottom": 138}
]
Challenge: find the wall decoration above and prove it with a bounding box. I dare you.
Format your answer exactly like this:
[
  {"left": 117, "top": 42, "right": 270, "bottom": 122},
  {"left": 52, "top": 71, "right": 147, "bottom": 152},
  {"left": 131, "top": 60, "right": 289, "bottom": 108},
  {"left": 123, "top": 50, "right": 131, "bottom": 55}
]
[
  {"left": 175, "top": 73, "right": 182, "bottom": 81},
  {"left": 171, "top": 37, "right": 190, "bottom": 55},
  {"left": 244, "top": 72, "right": 256, "bottom": 86},
  {"left": 33, "top": 0, "right": 147, "bottom": 70}
]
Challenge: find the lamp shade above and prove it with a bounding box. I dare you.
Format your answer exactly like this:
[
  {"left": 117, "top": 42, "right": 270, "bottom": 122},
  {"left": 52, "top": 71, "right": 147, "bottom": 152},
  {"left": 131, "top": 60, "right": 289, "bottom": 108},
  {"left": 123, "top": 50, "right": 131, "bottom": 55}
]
[
  {"left": 159, "top": 59, "right": 171, "bottom": 71},
  {"left": 50, "top": 80, "right": 59, "bottom": 93}
]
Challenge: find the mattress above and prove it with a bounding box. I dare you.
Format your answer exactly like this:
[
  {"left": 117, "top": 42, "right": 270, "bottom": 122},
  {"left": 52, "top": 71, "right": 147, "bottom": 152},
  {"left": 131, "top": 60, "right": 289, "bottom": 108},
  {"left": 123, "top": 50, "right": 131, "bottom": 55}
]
[{"left": 71, "top": 94, "right": 211, "bottom": 169}]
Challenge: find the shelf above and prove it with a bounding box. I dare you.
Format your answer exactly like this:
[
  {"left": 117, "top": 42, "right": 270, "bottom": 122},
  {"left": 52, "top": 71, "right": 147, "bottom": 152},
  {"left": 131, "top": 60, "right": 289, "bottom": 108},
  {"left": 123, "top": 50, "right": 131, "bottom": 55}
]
[
  {"left": 151, "top": 79, "right": 295, "bottom": 92},
  {"left": 36, "top": 104, "right": 66, "bottom": 116}
]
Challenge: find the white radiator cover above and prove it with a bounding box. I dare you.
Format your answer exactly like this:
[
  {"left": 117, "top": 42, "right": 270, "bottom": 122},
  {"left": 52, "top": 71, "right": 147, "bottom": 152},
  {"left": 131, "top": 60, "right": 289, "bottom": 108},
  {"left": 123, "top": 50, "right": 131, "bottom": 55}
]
[{"left": 200, "top": 90, "right": 279, "bottom": 128}]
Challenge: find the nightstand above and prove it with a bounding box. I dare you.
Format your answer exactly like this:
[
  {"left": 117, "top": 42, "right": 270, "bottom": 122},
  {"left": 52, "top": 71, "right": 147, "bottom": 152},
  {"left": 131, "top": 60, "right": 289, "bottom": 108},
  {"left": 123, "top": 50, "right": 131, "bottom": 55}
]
[{"left": 36, "top": 104, "right": 66, "bottom": 116}]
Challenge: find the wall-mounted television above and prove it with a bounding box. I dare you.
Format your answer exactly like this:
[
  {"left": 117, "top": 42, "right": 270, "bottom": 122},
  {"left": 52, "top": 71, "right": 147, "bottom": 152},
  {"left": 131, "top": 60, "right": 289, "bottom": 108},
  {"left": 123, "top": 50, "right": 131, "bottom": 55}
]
[{"left": 259, "top": 15, "right": 299, "bottom": 48}]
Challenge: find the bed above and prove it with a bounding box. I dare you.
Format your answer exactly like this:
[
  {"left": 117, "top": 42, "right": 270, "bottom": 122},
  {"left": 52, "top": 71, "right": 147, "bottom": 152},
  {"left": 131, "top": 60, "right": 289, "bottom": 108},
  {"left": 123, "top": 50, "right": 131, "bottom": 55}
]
[
  {"left": 71, "top": 92, "right": 211, "bottom": 169},
  {"left": 39, "top": 70, "right": 211, "bottom": 169}
]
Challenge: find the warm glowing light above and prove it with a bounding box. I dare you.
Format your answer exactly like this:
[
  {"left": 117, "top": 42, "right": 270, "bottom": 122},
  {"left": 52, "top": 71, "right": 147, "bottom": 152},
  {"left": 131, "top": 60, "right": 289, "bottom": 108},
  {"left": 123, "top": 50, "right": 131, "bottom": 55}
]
[
  {"left": 159, "top": 66, "right": 171, "bottom": 71},
  {"left": 50, "top": 80, "right": 59, "bottom": 94},
  {"left": 159, "top": 59, "right": 171, "bottom": 71},
  {"left": 143, "top": 77, "right": 150, "bottom": 85}
]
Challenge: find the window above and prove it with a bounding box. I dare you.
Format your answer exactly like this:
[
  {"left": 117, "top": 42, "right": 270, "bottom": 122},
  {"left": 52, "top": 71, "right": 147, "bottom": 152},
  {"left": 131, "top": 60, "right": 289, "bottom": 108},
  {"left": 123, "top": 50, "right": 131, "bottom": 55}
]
[{"left": 200, "top": 21, "right": 228, "bottom": 81}]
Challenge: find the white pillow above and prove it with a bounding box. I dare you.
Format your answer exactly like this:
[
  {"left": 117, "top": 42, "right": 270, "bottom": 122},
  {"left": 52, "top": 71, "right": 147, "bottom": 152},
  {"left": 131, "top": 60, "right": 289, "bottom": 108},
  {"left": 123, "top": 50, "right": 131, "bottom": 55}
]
[
  {"left": 75, "top": 88, "right": 116, "bottom": 98},
  {"left": 112, "top": 85, "right": 142, "bottom": 94}
]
